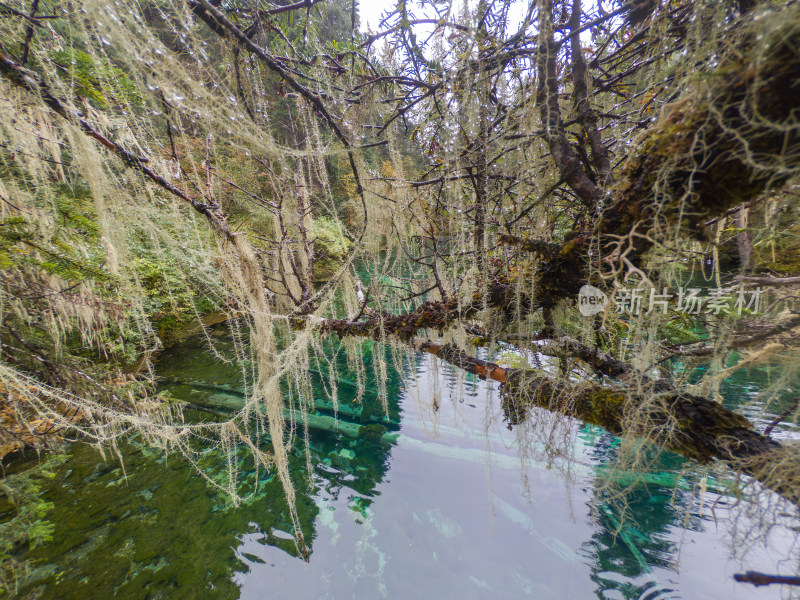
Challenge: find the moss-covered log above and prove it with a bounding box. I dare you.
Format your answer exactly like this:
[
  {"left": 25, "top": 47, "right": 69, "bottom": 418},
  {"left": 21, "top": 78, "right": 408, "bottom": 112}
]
[
  {"left": 501, "top": 371, "right": 776, "bottom": 464},
  {"left": 420, "top": 342, "right": 800, "bottom": 505},
  {"left": 605, "top": 11, "right": 800, "bottom": 242}
]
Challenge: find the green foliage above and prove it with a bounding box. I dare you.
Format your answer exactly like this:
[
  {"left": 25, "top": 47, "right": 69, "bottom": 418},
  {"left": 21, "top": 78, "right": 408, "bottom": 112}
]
[
  {"left": 130, "top": 253, "right": 215, "bottom": 338},
  {"left": 50, "top": 49, "right": 142, "bottom": 110},
  {"left": 0, "top": 217, "right": 29, "bottom": 271},
  {"left": 124, "top": 217, "right": 224, "bottom": 345},
  {"left": 0, "top": 120, "right": 223, "bottom": 395},
  {"left": 0, "top": 148, "right": 109, "bottom": 283},
  {"left": 0, "top": 454, "right": 68, "bottom": 593}
]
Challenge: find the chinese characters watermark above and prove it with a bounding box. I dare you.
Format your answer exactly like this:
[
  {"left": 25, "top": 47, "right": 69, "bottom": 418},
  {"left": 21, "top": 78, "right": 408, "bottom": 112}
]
[{"left": 578, "top": 285, "right": 762, "bottom": 316}]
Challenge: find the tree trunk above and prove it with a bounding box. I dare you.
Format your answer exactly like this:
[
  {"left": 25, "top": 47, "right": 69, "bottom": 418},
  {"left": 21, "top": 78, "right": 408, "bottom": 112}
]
[
  {"left": 421, "top": 342, "right": 800, "bottom": 505},
  {"left": 736, "top": 206, "right": 753, "bottom": 268}
]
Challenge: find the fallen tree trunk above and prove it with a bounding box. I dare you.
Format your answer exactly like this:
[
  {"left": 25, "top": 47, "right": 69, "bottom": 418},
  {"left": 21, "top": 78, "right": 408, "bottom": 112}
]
[{"left": 419, "top": 341, "right": 800, "bottom": 505}]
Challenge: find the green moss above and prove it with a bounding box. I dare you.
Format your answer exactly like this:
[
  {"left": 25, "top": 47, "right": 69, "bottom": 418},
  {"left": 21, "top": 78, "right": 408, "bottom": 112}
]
[
  {"left": 585, "top": 387, "right": 626, "bottom": 433},
  {"left": 311, "top": 217, "right": 352, "bottom": 281}
]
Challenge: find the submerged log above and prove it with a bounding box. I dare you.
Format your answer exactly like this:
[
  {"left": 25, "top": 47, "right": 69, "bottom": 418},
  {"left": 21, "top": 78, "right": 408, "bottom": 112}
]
[
  {"left": 164, "top": 377, "right": 392, "bottom": 424},
  {"left": 734, "top": 572, "right": 800, "bottom": 587},
  {"left": 167, "top": 378, "right": 400, "bottom": 443},
  {"left": 194, "top": 391, "right": 400, "bottom": 444}
]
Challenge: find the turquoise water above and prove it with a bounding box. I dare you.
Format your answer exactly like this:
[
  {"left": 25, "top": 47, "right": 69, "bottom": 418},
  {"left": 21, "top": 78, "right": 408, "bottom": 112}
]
[{"left": 4, "top": 328, "right": 798, "bottom": 599}]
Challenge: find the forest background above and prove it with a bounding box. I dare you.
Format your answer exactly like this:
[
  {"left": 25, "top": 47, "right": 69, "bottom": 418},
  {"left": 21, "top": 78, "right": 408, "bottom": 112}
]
[{"left": 0, "top": 0, "right": 799, "bottom": 589}]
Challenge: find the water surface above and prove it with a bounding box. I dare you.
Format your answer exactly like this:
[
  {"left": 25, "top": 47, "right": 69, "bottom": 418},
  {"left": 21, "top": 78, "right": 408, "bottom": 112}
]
[{"left": 7, "top": 332, "right": 799, "bottom": 599}]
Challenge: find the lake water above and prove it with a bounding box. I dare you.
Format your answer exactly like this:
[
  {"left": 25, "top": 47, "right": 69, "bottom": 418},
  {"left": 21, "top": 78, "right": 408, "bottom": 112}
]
[{"left": 6, "top": 329, "right": 799, "bottom": 599}]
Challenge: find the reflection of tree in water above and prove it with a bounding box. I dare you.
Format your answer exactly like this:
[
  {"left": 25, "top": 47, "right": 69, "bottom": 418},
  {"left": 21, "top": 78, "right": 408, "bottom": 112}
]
[
  {"left": 580, "top": 427, "right": 707, "bottom": 600},
  {"left": 13, "top": 328, "right": 404, "bottom": 599}
]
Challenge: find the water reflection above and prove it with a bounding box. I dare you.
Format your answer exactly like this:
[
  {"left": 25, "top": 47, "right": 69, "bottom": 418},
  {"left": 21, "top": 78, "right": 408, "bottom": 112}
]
[
  {"left": 577, "top": 421, "right": 796, "bottom": 600},
  {"left": 6, "top": 328, "right": 798, "bottom": 599},
  {"left": 154, "top": 326, "right": 407, "bottom": 558}
]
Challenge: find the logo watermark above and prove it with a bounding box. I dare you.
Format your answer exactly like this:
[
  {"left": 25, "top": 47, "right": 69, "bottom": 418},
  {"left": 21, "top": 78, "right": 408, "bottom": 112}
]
[
  {"left": 577, "top": 285, "right": 609, "bottom": 316},
  {"left": 577, "top": 286, "right": 762, "bottom": 316}
]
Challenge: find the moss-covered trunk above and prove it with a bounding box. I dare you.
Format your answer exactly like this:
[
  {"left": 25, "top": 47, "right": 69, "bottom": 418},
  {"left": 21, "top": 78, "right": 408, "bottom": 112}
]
[{"left": 422, "top": 342, "right": 800, "bottom": 505}]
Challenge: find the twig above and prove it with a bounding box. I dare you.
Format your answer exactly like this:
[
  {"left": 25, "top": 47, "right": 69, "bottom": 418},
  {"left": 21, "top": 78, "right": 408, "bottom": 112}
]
[
  {"left": 734, "top": 571, "right": 800, "bottom": 587},
  {"left": 0, "top": 52, "right": 218, "bottom": 222},
  {"left": 20, "top": 0, "right": 40, "bottom": 65},
  {"left": 0, "top": 1, "right": 51, "bottom": 25},
  {"left": 667, "top": 314, "right": 800, "bottom": 358},
  {"left": 736, "top": 276, "right": 800, "bottom": 287},
  {"left": 764, "top": 397, "right": 800, "bottom": 437}
]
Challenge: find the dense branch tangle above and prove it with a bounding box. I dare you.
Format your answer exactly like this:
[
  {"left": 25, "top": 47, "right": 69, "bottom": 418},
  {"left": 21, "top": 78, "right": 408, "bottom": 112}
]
[
  {"left": 0, "top": 0, "right": 391, "bottom": 554},
  {"left": 328, "top": 0, "right": 800, "bottom": 510}
]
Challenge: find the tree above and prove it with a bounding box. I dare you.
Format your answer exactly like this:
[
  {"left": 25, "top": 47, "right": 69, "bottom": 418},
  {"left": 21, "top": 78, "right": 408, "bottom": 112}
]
[{"left": 0, "top": 0, "right": 799, "bottom": 563}]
